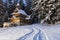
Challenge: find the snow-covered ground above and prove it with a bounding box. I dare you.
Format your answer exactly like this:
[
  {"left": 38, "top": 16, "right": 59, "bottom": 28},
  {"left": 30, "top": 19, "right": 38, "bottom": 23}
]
[{"left": 0, "top": 24, "right": 60, "bottom": 40}]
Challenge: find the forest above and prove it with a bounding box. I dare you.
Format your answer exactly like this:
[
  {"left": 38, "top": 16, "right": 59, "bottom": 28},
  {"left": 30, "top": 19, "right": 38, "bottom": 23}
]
[{"left": 0, "top": 0, "right": 60, "bottom": 27}]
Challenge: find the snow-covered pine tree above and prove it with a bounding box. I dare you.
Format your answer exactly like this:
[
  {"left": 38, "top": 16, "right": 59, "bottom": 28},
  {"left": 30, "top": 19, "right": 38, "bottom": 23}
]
[
  {"left": 24, "top": 0, "right": 32, "bottom": 15},
  {"left": 0, "top": 0, "right": 5, "bottom": 26},
  {"left": 7, "top": 0, "right": 16, "bottom": 18},
  {"left": 14, "top": 0, "right": 18, "bottom": 4},
  {"left": 31, "top": 0, "right": 60, "bottom": 24}
]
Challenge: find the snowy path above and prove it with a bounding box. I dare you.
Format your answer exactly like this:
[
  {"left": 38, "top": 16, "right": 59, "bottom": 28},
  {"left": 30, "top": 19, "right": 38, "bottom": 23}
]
[
  {"left": 19, "top": 27, "right": 40, "bottom": 40},
  {"left": 40, "top": 25, "right": 60, "bottom": 40},
  {"left": 34, "top": 24, "right": 60, "bottom": 40},
  {"left": 0, "top": 24, "right": 60, "bottom": 40}
]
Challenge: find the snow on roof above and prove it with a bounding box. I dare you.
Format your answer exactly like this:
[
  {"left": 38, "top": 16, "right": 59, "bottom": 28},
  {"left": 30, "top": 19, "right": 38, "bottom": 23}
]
[
  {"left": 12, "top": 9, "right": 28, "bottom": 16},
  {"left": 18, "top": 9, "right": 28, "bottom": 16},
  {"left": 16, "top": 3, "right": 20, "bottom": 6}
]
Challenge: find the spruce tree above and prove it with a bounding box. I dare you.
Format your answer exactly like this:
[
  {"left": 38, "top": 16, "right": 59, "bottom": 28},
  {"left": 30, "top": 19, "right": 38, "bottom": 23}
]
[
  {"left": 0, "top": 0, "right": 5, "bottom": 26},
  {"left": 31, "top": 0, "right": 60, "bottom": 24}
]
